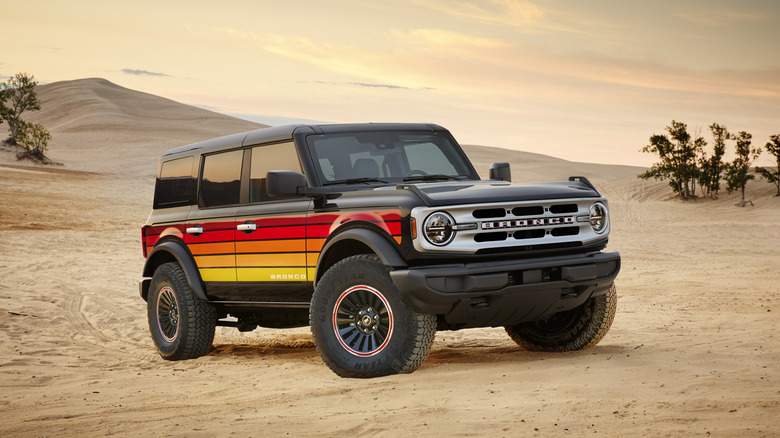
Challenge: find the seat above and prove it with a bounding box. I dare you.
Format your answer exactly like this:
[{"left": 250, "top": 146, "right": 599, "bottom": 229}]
[{"left": 352, "top": 159, "right": 379, "bottom": 178}]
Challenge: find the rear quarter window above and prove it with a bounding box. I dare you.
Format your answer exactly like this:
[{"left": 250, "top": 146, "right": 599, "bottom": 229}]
[
  {"left": 153, "top": 156, "right": 195, "bottom": 208},
  {"left": 199, "top": 150, "right": 243, "bottom": 207}
]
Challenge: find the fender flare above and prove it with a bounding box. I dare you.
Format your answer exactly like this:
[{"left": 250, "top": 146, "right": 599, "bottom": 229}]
[
  {"left": 142, "top": 240, "right": 208, "bottom": 301},
  {"left": 316, "top": 227, "right": 407, "bottom": 284}
]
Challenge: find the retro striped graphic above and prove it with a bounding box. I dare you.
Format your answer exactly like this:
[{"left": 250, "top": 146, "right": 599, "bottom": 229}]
[
  {"left": 188, "top": 220, "right": 237, "bottom": 282},
  {"left": 235, "top": 214, "right": 306, "bottom": 282},
  {"left": 144, "top": 209, "right": 403, "bottom": 284}
]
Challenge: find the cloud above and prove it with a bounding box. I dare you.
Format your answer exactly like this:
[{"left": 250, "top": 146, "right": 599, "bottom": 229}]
[
  {"left": 309, "top": 80, "right": 435, "bottom": 91},
  {"left": 350, "top": 82, "right": 436, "bottom": 91},
  {"left": 409, "top": 0, "right": 544, "bottom": 27},
  {"left": 121, "top": 68, "right": 170, "bottom": 77},
  {"left": 391, "top": 29, "right": 510, "bottom": 49},
  {"left": 264, "top": 27, "right": 780, "bottom": 108},
  {"left": 211, "top": 26, "right": 260, "bottom": 40},
  {"left": 263, "top": 29, "right": 514, "bottom": 91},
  {"left": 263, "top": 36, "right": 436, "bottom": 89},
  {"left": 674, "top": 8, "right": 768, "bottom": 26}
]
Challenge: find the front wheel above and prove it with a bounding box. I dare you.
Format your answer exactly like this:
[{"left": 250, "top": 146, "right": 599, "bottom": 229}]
[
  {"left": 310, "top": 255, "right": 436, "bottom": 378},
  {"left": 505, "top": 284, "right": 617, "bottom": 352},
  {"left": 147, "top": 262, "right": 216, "bottom": 360}
]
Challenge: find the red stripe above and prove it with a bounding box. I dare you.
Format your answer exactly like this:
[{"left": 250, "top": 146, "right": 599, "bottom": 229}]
[
  {"left": 235, "top": 226, "right": 306, "bottom": 241},
  {"left": 385, "top": 222, "right": 401, "bottom": 235},
  {"left": 186, "top": 229, "right": 235, "bottom": 244},
  {"left": 196, "top": 221, "right": 235, "bottom": 231},
  {"left": 145, "top": 224, "right": 187, "bottom": 237},
  {"left": 306, "top": 222, "right": 401, "bottom": 238},
  {"left": 147, "top": 210, "right": 402, "bottom": 252},
  {"left": 308, "top": 210, "right": 401, "bottom": 225}
]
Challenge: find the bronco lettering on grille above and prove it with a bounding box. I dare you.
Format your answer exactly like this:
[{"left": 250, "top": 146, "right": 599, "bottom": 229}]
[{"left": 480, "top": 216, "right": 575, "bottom": 230}]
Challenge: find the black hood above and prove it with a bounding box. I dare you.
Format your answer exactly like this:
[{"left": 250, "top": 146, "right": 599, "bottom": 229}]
[{"left": 395, "top": 180, "right": 601, "bottom": 207}]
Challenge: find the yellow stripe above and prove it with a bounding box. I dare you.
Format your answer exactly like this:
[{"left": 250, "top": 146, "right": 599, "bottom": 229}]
[
  {"left": 199, "top": 268, "right": 237, "bottom": 282},
  {"left": 236, "top": 253, "right": 305, "bottom": 267},
  {"left": 237, "top": 267, "right": 308, "bottom": 282}
]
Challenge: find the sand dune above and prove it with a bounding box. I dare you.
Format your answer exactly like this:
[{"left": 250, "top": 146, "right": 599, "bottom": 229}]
[{"left": 1, "top": 78, "right": 778, "bottom": 437}]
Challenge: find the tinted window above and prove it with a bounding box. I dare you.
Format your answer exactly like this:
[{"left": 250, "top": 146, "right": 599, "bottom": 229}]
[
  {"left": 200, "top": 150, "right": 243, "bottom": 207},
  {"left": 404, "top": 142, "right": 457, "bottom": 175},
  {"left": 249, "top": 142, "right": 302, "bottom": 203},
  {"left": 307, "top": 132, "right": 474, "bottom": 183},
  {"left": 154, "top": 156, "right": 195, "bottom": 208}
]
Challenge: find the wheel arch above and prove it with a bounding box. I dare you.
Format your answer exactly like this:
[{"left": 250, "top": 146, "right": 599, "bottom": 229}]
[
  {"left": 314, "top": 227, "right": 407, "bottom": 286},
  {"left": 141, "top": 239, "right": 207, "bottom": 302}
]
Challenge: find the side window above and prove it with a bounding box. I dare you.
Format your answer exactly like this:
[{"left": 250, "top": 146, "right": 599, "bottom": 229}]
[
  {"left": 200, "top": 150, "right": 243, "bottom": 207},
  {"left": 249, "top": 142, "right": 302, "bottom": 203},
  {"left": 404, "top": 142, "right": 458, "bottom": 175},
  {"left": 154, "top": 156, "right": 195, "bottom": 208}
]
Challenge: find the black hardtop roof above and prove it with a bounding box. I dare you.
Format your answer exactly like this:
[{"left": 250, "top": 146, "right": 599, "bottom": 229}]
[{"left": 161, "top": 122, "right": 448, "bottom": 158}]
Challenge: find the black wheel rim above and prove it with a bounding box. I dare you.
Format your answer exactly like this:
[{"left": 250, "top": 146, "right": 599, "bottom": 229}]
[
  {"left": 332, "top": 285, "right": 394, "bottom": 357},
  {"left": 157, "top": 286, "right": 180, "bottom": 342}
]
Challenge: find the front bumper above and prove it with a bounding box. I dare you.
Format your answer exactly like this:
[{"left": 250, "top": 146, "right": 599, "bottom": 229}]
[{"left": 389, "top": 251, "right": 620, "bottom": 328}]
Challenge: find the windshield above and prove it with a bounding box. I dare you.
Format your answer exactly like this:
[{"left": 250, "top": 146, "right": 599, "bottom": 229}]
[{"left": 306, "top": 131, "right": 478, "bottom": 185}]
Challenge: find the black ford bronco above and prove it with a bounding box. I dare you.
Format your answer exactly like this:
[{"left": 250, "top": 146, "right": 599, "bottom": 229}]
[{"left": 140, "top": 123, "right": 620, "bottom": 377}]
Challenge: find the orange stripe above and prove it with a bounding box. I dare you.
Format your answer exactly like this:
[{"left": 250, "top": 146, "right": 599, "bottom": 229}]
[
  {"left": 307, "top": 238, "right": 326, "bottom": 252},
  {"left": 194, "top": 254, "right": 235, "bottom": 268},
  {"left": 236, "top": 239, "right": 306, "bottom": 253},
  {"left": 237, "top": 253, "right": 306, "bottom": 267},
  {"left": 189, "top": 241, "right": 235, "bottom": 255},
  {"left": 306, "top": 252, "right": 319, "bottom": 266}
]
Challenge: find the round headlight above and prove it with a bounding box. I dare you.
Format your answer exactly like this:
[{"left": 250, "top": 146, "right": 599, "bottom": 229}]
[
  {"left": 589, "top": 202, "right": 608, "bottom": 234},
  {"left": 423, "top": 212, "right": 455, "bottom": 246}
]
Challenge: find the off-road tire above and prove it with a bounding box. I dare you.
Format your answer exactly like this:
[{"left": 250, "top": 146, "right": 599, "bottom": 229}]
[
  {"left": 505, "top": 284, "right": 617, "bottom": 352},
  {"left": 148, "top": 262, "right": 216, "bottom": 360},
  {"left": 310, "top": 255, "right": 436, "bottom": 378}
]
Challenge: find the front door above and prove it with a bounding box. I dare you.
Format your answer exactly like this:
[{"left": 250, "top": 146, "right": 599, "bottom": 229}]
[{"left": 231, "top": 141, "right": 312, "bottom": 303}]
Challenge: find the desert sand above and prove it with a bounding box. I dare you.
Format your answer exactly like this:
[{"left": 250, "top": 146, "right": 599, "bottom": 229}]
[{"left": 0, "top": 78, "right": 778, "bottom": 437}]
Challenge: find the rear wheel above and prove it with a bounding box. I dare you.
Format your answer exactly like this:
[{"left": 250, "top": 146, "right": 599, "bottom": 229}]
[
  {"left": 147, "top": 262, "right": 216, "bottom": 360},
  {"left": 505, "top": 284, "right": 617, "bottom": 352},
  {"left": 310, "top": 255, "right": 436, "bottom": 378}
]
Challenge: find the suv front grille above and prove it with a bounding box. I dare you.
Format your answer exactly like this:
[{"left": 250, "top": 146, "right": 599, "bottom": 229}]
[{"left": 412, "top": 198, "right": 608, "bottom": 255}]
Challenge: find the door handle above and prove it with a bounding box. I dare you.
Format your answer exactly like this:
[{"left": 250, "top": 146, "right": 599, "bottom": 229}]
[
  {"left": 237, "top": 223, "right": 257, "bottom": 232},
  {"left": 186, "top": 226, "right": 204, "bottom": 235}
]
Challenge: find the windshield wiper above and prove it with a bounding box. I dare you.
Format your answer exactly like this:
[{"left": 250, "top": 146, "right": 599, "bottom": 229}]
[
  {"left": 402, "top": 174, "right": 466, "bottom": 182},
  {"left": 323, "top": 177, "right": 388, "bottom": 186}
]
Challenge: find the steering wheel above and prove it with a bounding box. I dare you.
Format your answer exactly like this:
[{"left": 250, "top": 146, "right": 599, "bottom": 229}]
[{"left": 404, "top": 170, "right": 428, "bottom": 177}]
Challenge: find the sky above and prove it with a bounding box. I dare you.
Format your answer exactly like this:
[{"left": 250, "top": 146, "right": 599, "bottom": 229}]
[{"left": 2, "top": 0, "right": 779, "bottom": 167}]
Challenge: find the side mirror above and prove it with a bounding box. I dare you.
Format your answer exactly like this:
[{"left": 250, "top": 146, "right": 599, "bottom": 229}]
[
  {"left": 489, "top": 162, "right": 511, "bottom": 182},
  {"left": 266, "top": 170, "right": 307, "bottom": 197}
]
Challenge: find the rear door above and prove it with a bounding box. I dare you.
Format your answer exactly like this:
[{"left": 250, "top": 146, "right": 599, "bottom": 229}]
[{"left": 185, "top": 149, "right": 243, "bottom": 285}]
